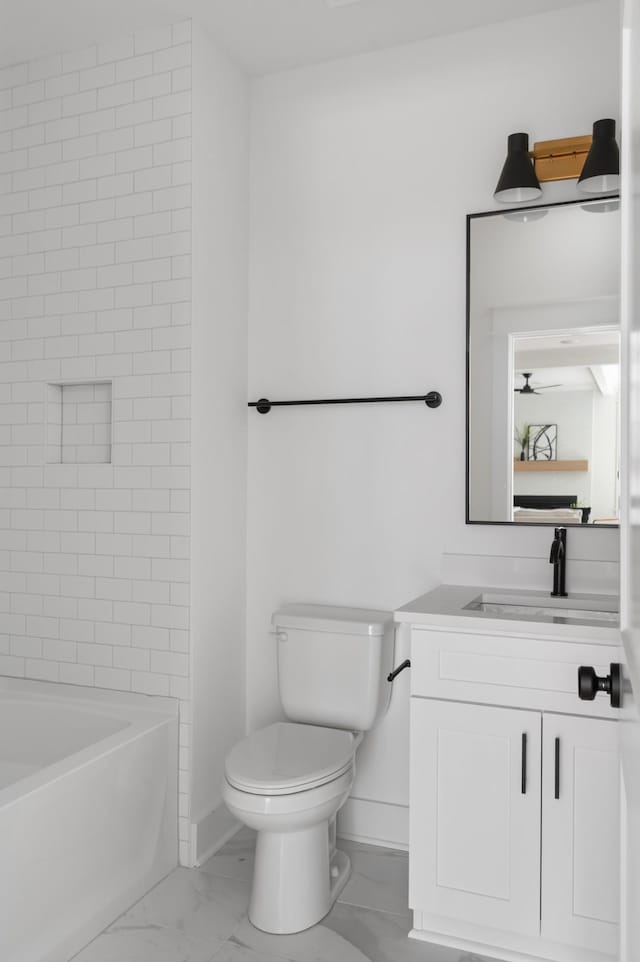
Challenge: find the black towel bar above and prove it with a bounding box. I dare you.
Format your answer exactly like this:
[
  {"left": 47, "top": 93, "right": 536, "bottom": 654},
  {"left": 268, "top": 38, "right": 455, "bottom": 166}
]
[{"left": 248, "top": 391, "right": 442, "bottom": 415}]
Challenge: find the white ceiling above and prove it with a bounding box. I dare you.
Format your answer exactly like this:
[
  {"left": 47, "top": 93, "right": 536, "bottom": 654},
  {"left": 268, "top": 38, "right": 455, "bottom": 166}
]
[
  {"left": 515, "top": 331, "right": 620, "bottom": 353},
  {"left": 3, "top": 0, "right": 597, "bottom": 76},
  {"left": 515, "top": 331, "right": 620, "bottom": 394},
  {"left": 515, "top": 366, "right": 601, "bottom": 391}
]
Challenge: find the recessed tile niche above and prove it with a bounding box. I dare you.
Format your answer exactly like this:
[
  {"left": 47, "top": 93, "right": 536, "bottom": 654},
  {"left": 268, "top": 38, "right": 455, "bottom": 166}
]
[{"left": 47, "top": 382, "right": 113, "bottom": 464}]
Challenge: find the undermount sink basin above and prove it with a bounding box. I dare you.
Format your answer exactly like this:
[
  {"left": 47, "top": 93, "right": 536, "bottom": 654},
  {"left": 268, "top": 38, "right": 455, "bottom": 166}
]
[{"left": 463, "top": 591, "right": 619, "bottom": 626}]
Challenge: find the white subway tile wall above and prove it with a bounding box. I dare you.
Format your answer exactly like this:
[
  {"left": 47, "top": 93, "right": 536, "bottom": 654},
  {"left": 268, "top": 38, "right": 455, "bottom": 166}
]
[{"left": 0, "top": 21, "right": 193, "bottom": 862}]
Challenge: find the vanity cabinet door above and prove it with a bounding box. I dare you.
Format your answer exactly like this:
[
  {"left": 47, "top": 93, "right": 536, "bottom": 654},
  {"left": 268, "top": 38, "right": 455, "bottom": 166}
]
[
  {"left": 410, "top": 698, "right": 542, "bottom": 936},
  {"left": 541, "top": 714, "right": 619, "bottom": 956}
]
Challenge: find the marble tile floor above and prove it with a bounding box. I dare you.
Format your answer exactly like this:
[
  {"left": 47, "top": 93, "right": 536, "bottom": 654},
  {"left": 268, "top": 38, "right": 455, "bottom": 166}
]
[{"left": 71, "top": 829, "right": 494, "bottom": 962}]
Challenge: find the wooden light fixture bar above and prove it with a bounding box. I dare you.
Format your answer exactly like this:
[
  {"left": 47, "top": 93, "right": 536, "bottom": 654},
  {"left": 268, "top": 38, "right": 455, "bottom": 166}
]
[{"left": 531, "top": 134, "right": 592, "bottom": 182}]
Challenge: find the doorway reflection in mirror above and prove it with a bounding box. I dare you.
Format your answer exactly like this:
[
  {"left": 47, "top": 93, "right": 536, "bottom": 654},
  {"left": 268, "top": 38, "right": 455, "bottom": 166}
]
[{"left": 511, "top": 330, "right": 619, "bottom": 524}]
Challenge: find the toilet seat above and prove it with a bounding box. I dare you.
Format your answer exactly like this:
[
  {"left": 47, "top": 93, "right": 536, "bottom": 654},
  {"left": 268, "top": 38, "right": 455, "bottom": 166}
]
[{"left": 225, "top": 722, "right": 357, "bottom": 796}]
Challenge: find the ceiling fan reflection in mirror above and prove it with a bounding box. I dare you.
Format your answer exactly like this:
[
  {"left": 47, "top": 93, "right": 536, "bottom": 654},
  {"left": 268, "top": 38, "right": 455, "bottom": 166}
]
[{"left": 514, "top": 371, "right": 562, "bottom": 394}]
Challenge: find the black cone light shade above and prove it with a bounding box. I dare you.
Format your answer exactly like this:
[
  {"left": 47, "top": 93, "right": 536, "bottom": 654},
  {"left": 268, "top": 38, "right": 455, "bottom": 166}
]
[
  {"left": 577, "top": 118, "right": 620, "bottom": 194},
  {"left": 494, "top": 132, "right": 542, "bottom": 203}
]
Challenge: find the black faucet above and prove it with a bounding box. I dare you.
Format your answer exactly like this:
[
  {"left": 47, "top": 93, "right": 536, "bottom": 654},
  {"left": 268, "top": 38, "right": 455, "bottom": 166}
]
[{"left": 549, "top": 527, "right": 568, "bottom": 597}]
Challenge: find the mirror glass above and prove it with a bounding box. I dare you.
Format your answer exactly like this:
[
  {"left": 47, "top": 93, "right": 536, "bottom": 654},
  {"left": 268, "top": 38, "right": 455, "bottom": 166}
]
[{"left": 467, "top": 198, "right": 620, "bottom": 526}]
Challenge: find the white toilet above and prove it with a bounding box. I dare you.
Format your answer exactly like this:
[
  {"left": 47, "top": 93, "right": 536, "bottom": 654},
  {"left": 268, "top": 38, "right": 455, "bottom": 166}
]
[{"left": 223, "top": 604, "right": 394, "bottom": 934}]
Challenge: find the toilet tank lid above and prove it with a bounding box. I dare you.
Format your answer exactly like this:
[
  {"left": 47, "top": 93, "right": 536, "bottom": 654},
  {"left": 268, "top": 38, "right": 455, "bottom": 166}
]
[{"left": 272, "top": 604, "right": 392, "bottom": 636}]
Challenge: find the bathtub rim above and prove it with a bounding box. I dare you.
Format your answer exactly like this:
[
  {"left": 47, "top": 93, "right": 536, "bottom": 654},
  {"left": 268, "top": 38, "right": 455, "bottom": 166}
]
[{"left": 0, "top": 678, "right": 178, "bottom": 809}]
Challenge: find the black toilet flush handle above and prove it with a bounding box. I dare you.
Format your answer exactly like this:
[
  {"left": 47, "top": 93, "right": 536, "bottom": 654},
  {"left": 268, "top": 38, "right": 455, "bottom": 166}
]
[{"left": 387, "top": 659, "right": 411, "bottom": 683}]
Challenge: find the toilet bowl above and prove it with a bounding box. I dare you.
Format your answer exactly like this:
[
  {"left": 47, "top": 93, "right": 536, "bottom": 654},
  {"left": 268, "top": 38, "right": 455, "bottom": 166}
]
[
  {"left": 223, "top": 722, "right": 361, "bottom": 933},
  {"left": 222, "top": 604, "right": 394, "bottom": 935}
]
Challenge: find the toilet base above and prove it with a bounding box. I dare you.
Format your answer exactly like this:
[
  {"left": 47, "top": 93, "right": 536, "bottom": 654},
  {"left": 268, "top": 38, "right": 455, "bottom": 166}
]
[
  {"left": 223, "top": 763, "right": 355, "bottom": 935},
  {"left": 328, "top": 846, "right": 351, "bottom": 904},
  {"left": 249, "top": 825, "right": 351, "bottom": 934}
]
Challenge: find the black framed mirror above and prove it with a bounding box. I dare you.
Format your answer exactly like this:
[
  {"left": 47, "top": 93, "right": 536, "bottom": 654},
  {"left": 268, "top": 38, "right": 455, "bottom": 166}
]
[{"left": 466, "top": 197, "right": 620, "bottom": 527}]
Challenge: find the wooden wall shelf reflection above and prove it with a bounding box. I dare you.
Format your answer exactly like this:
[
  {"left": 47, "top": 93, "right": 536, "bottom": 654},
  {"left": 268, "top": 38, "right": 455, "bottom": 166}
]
[{"left": 514, "top": 459, "right": 589, "bottom": 473}]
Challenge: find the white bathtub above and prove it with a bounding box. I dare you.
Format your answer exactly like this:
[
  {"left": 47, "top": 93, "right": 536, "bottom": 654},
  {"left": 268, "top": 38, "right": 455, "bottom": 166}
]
[{"left": 0, "top": 678, "right": 178, "bottom": 962}]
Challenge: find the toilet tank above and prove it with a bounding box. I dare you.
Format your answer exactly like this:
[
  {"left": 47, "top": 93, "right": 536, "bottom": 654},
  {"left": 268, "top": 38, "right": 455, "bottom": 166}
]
[{"left": 272, "top": 604, "right": 394, "bottom": 731}]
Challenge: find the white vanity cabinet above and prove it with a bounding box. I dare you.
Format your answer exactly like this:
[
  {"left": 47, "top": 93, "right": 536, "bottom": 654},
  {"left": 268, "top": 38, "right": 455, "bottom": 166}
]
[
  {"left": 407, "top": 622, "right": 621, "bottom": 962},
  {"left": 540, "top": 713, "right": 619, "bottom": 955},
  {"left": 410, "top": 698, "right": 542, "bottom": 937}
]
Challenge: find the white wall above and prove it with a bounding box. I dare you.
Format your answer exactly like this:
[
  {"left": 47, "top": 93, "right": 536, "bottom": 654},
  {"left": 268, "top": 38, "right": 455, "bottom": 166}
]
[
  {"left": 246, "top": 0, "right": 621, "bottom": 846},
  {"left": 0, "top": 21, "right": 194, "bottom": 858},
  {"left": 514, "top": 390, "right": 594, "bottom": 506},
  {"left": 190, "top": 23, "right": 249, "bottom": 856},
  {"left": 591, "top": 391, "right": 620, "bottom": 519}
]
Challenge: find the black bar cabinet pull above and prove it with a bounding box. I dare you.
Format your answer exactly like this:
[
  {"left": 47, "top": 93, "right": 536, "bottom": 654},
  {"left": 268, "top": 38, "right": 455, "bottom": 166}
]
[
  {"left": 249, "top": 390, "right": 443, "bottom": 415},
  {"left": 554, "top": 737, "right": 560, "bottom": 799},
  {"left": 521, "top": 733, "right": 527, "bottom": 795}
]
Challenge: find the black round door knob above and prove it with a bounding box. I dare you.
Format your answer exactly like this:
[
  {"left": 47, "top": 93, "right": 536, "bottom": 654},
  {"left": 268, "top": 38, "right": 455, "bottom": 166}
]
[{"left": 578, "top": 663, "right": 622, "bottom": 708}]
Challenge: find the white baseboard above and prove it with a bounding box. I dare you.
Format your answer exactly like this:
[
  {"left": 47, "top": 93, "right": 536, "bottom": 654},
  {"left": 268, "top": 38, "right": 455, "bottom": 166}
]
[
  {"left": 337, "top": 797, "right": 409, "bottom": 851},
  {"left": 192, "top": 797, "right": 408, "bottom": 866},
  {"left": 191, "top": 804, "right": 241, "bottom": 867}
]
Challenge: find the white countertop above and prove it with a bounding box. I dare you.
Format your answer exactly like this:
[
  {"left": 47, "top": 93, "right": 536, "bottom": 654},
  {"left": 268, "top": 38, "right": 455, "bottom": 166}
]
[{"left": 395, "top": 584, "right": 621, "bottom": 645}]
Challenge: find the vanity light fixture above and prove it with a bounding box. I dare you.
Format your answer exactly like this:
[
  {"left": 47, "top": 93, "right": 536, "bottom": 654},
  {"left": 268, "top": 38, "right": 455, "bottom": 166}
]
[
  {"left": 494, "top": 122, "right": 619, "bottom": 203},
  {"left": 577, "top": 119, "right": 620, "bottom": 194},
  {"left": 494, "top": 133, "right": 542, "bottom": 203}
]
